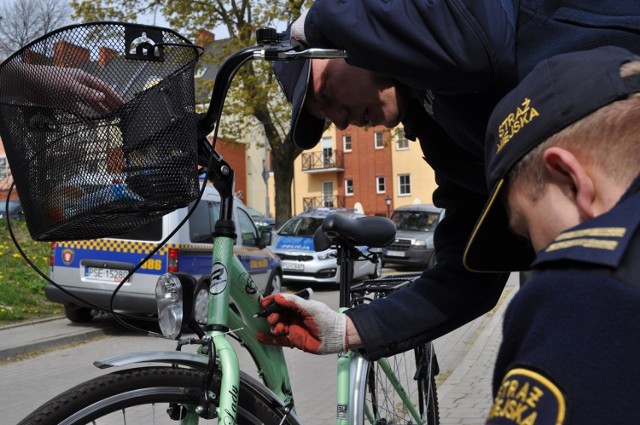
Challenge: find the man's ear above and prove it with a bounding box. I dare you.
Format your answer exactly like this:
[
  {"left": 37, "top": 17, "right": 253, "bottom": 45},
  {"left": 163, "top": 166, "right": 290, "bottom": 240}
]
[{"left": 542, "top": 147, "right": 596, "bottom": 221}]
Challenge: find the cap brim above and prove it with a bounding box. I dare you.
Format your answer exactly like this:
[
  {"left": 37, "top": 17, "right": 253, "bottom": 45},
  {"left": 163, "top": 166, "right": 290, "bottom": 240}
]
[
  {"left": 274, "top": 58, "right": 325, "bottom": 149},
  {"left": 464, "top": 180, "right": 536, "bottom": 272},
  {"left": 293, "top": 106, "right": 326, "bottom": 149}
]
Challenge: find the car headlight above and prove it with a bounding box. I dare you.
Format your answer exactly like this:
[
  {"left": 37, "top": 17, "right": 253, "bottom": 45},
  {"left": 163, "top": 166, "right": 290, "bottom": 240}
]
[
  {"left": 318, "top": 250, "right": 337, "bottom": 260},
  {"left": 412, "top": 240, "right": 427, "bottom": 247},
  {"left": 155, "top": 273, "right": 184, "bottom": 339}
]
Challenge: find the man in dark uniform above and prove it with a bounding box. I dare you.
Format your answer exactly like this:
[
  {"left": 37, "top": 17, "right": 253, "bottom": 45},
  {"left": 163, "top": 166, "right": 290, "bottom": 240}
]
[
  {"left": 258, "top": 2, "right": 640, "bottom": 359},
  {"left": 464, "top": 46, "right": 640, "bottom": 423}
]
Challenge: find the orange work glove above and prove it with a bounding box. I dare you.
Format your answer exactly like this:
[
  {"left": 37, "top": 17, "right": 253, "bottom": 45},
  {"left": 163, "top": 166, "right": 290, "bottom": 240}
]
[{"left": 256, "top": 293, "right": 347, "bottom": 354}]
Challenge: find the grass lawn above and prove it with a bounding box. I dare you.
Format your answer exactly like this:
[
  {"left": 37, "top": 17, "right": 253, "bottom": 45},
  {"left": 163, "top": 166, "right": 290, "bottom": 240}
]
[{"left": 0, "top": 219, "right": 62, "bottom": 324}]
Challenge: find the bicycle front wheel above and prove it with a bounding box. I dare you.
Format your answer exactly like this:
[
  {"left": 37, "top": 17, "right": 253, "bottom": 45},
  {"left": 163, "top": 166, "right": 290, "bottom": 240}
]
[
  {"left": 18, "top": 366, "right": 301, "bottom": 425},
  {"left": 364, "top": 342, "right": 439, "bottom": 425}
]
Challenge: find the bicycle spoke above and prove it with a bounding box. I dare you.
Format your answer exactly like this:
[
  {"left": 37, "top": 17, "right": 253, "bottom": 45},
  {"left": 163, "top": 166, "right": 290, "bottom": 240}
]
[{"left": 364, "top": 343, "right": 439, "bottom": 425}]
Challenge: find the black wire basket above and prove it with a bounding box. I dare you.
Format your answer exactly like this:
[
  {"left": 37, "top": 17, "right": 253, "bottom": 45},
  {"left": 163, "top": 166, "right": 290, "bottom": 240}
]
[{"left": 0, "top": 22, "right": 202, "bottom": 241}]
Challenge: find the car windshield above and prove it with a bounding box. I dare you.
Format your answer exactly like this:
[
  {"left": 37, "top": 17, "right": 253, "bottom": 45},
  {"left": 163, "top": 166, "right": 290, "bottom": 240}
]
[
  {"left": 391, "top": 211, "right": 440, "bottom": 232},
  {"left": 278, "top": 216, "right": 324, "bottom": 237}
]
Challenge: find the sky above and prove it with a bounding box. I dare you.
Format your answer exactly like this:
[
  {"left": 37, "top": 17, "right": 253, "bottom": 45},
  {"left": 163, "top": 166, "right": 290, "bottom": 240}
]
[{"left": 0, "top": 0, "right": 229, "bottom": 39}]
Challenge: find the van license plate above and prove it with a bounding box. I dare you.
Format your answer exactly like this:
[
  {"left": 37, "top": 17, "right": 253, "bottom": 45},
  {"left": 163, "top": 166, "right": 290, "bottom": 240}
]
[
  {"left": 386, "top": 250, "right": 405, "bottom": 257},
  {"left": 282, "top": 262, "right": 304, "bottom": 271},
  {"left": 84, "top": 267, "right": 130, "bottom": 282}
]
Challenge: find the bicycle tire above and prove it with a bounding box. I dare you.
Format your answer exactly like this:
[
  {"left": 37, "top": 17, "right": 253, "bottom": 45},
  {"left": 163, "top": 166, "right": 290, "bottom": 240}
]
[
  {"left": 363, "top": 342, "right": 440, "bottom": 425},
  {"left": 18, "top": 366, "right": 302, "bottom": 425}
]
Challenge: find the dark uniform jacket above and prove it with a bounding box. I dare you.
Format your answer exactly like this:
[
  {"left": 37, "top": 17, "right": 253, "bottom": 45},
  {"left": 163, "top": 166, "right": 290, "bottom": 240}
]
[
  {"left": 303, "top": 0, "right": 640, "bottom": 359},
  {"left": 487, "top": 177, "right": 640, "bottom": 424}
]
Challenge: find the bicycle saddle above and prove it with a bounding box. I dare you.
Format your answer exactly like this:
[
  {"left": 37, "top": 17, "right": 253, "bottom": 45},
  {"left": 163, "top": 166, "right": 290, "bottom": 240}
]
[{"left": 313, "top": 214, "right": 396, "bottom": 251}]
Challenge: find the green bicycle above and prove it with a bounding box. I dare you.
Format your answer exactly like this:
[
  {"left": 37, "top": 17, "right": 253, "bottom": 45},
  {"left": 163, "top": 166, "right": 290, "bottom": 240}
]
[{"left": 6, "top": 21, "right": 440, "bottom": 425}]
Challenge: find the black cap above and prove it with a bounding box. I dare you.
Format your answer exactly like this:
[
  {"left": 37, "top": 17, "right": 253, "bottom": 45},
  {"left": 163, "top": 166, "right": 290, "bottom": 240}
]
[
  {"left": 464, "top": 46, "right": 640, "bottom": 272},
  {"left": 272, "top": 36, "right": 325, "bottom": 149}
]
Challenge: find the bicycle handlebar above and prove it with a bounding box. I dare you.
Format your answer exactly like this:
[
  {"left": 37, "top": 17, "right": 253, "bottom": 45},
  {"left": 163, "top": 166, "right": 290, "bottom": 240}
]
[{"left": 196, "top": 28, "right": 347, "bottom": 164}]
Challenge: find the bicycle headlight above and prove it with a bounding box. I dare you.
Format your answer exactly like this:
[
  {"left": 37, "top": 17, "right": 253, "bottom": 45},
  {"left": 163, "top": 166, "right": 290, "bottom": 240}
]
[
  {"left": 155, "top": 273, "right": 184, "bottom": 339},
  {"left": 193, "top": 280, "right": 210, "bottom": 325}
]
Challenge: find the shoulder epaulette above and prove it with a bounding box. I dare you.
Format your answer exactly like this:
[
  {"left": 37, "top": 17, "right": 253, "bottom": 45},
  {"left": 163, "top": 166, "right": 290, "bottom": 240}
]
[{"left": 533, "top": 192, "right": 640, "bottom": 269}]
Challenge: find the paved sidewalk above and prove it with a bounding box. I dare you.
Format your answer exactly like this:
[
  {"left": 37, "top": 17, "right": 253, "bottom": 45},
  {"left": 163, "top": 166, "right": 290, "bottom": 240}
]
[
  {"left": 435, "top": 274, "right": 517, "bottom": 424},
  {"left": 0, "top": 313, "right": 117, "bottom": 361},
  {"left": 0, "top": 274, "right": 518, "bottom": 424}
]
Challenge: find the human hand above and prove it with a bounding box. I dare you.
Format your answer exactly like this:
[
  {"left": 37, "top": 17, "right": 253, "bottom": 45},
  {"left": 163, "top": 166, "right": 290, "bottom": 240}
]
[
  {"left": 256, "top": 293, "right": 347, "bottom": 354},
  {"left": 7, "top": 63, "right": 124, "bottom": 115}
]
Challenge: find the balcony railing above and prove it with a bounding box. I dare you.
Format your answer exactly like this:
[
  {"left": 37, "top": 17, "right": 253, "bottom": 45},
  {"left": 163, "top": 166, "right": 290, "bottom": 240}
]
[
  {"left": 302, "top": 195, "right": 346, "bottom": 209},
  {"left": 301, "top": 150, "right": 344, "bottom": 172}
]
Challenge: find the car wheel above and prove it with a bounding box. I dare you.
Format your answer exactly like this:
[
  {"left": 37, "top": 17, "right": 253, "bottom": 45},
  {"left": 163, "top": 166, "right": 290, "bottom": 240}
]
[
  {"left": 64, "top": 305, "right": 94, "bottom": 323},
  {"left": 263, "top": 269, "right": 283, "bottom": 296}
]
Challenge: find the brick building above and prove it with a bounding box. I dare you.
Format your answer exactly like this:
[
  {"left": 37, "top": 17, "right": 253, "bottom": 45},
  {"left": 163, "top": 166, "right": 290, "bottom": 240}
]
[{"left": 291, "top": 123, "right": 437, "bottom": 217}]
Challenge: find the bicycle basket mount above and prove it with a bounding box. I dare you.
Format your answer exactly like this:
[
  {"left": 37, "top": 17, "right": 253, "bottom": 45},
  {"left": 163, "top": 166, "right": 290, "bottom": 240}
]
[{"left": 0, "top": 22, "right": 201, "bottom": 241}]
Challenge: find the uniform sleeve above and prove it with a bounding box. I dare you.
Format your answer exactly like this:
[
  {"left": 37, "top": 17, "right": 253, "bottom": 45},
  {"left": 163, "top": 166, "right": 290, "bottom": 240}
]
[
  {"left": 344, "top": 105, "right": 508, "bottom": 360},
  {"left": 347, "top": 190, "right": 508, "bottom": 360},
  {"left": 304, "top": 0, "right": 516, "bottom": 94}
]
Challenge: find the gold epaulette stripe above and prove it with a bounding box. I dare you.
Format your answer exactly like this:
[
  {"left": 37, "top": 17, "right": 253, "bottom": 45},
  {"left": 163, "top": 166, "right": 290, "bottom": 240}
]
[
  {"left": 546, "top": 238, "right": 619, "bottom": 252},
  {"left": 555, "top": 227, "right": 626, "bottom": 241}
]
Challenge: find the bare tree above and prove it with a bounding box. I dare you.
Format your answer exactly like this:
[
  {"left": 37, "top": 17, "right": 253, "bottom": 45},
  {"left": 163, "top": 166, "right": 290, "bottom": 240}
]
[{"left": 0, "top": 0, "right": 72, "bottom": 59}]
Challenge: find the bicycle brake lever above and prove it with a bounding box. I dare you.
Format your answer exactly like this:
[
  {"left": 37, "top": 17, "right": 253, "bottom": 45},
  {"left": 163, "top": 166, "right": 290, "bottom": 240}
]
[
  {"left": 254, "top": 47, "right": 348, "bottom": 61},
  {"left": 279, "top": 48, "right": 348, "bottom": 60},
  {"left": 255, "top": 28, "right": 347, "bottom": 61}
]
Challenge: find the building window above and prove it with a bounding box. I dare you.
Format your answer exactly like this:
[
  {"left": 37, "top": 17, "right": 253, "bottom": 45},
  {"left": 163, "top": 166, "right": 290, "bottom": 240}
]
[
  {"left": 374, "top": 131, "right": 385, "bottom": 149},
  {"left": 398, "top": 174, "right": 411, "bottom": 196},
  {"left": 322, "top": 181, "right": 334, "bottom": 207},
  {"left": 343, "top": 134, "right": 352, "bottom": 152},
  {"left": 376, "top": 176, "right": 385, "bottom": 194},
  {"left": 396, "top": 127, "right": 409, "bottom": 150},
  {"left": 321, "top": 136, "right": 333, "bottom": 166},
  {"left": 345, "top": 178, "right": 354, "bottom": 196},
  {"left": 0, "top": 156, "right": 8, "bottom": 179}
]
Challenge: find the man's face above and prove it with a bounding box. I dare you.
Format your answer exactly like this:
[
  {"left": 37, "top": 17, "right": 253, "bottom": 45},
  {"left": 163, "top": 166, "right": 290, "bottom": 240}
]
[
  {"left": 305, "top": 59, "right": 408, "bottom": 130},
  {"left": 505, "top": 179, "right": 581, "bottom": 252}
]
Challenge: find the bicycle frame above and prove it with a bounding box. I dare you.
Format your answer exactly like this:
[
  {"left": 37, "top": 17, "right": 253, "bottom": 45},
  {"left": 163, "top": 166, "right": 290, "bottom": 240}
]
[
  {"left": 202, "top": 160, "right": 425, "bottom": 425},
  {"left": 204, "top": 233, "right": 295, "bottom": 422},
  {"left": 189, "top": 151, "right": 293, "bottom": 424}
]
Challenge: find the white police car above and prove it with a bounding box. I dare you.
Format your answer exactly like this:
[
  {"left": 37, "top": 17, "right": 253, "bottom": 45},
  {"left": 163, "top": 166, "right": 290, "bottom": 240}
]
[
  {"left": 46, "top": 181, "right": 282, "bottom": 322},
  {"left": 273, "top": 208, "right": 381, "bottom": 285}
]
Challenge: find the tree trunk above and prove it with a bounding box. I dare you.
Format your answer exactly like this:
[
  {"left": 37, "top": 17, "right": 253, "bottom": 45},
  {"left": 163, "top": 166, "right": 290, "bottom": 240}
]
[{"left": 271, "top": 135, "right": 301, "bottom": 228}]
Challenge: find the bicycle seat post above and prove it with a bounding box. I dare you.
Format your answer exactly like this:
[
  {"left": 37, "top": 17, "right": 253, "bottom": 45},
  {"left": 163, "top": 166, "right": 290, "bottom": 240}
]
[
  {"left": 337, "top": 242, "right": 358, "bottom": 309},
  {"left": 315, "top": 214, "right": 396, "bottom": 309}
]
